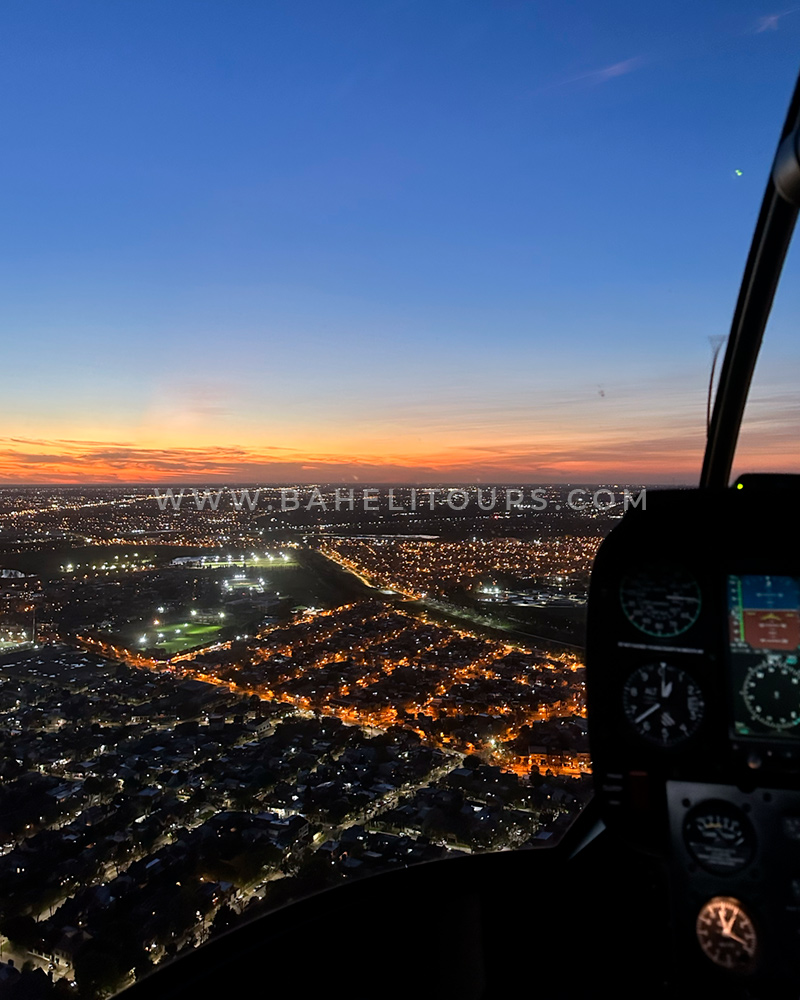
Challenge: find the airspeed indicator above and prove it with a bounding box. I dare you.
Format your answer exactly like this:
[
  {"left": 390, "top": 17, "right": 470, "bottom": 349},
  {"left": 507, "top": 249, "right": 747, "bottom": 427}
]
[{"left": 620, "top": 567, "right": 701, "bottom": 637}]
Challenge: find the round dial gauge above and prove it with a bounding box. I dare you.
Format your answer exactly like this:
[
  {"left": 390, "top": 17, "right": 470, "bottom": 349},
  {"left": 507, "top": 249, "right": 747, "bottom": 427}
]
[
  {"left": 742, "top": 656, "right": 800, "bottom": 731},
  {"left": 622, "top": 662, "right": 705, "bottom": 746},
  {"left": 683, "top": 801, "right": 756, "bottom": 875},
  {"left": 696, "top": 896, "right": 758, "bottom": 973},
  {"left": 620, "top": 567, "right": 701, "bottom": 637}
]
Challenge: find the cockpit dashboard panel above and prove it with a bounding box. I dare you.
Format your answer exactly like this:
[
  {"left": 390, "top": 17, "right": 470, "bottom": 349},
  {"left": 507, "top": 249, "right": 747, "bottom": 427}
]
[{"left": 587, "top": 484, "right": 800, "bottom": 993}]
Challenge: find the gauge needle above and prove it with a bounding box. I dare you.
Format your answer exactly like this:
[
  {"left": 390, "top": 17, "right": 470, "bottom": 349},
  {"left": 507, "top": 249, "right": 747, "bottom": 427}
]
[
  {"left": 634, "top": 703, "right": 660, "bottom": 724},
  {"left": 720, "top": 907, "right": 738, "bottom": 937},
  {"left": 719, "top": 907, "right": 754, "bottom": 951},
  {"left": 724, "top": 931, "right": 750, "bottom": 949}
]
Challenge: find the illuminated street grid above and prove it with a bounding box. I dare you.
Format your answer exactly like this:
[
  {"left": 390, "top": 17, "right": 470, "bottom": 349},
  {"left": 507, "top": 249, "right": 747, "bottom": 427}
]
[
  {"left": 0, "top": 639, "right": 589, "bottom": 996},
  {"left": 0, "top": 487, "right": 260, "bottom": 548},
  {"left": 169, "top": 602, "right": 589, "bottom": 777},
  {"left": 0, "top": 487, "right": 598, "bottom": 997},
  {"left": 318, "top": 536, "right": 602, "bottom": 600}
]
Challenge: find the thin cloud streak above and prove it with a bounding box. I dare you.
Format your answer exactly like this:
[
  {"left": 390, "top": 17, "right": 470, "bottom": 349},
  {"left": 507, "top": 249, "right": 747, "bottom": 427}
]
[
  {"left": 755, "top": 8, "right": 800, "bottom": 32},
  {"left": 537, "top": 57, "right": 644, "bottom": 94}
]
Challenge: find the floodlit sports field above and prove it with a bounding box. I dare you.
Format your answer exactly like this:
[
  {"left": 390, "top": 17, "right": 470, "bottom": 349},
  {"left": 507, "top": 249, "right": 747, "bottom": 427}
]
[{"left": 125, "top": 621, "right": 225, "bottom": 655}]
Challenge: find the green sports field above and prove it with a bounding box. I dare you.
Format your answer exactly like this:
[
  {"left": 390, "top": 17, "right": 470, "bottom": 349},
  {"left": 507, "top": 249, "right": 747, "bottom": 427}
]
[{"left": 124, "top": 620, "right": 225, "bottom": 656}]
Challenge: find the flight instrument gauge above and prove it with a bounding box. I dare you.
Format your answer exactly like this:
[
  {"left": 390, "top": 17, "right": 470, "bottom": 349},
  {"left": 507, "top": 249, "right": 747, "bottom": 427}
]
[
  {"left": 742, "top": 656, "right": 800, "bottom": 732},
  {"left": 683, "top": 801, "right": 756, "bottom": 875},
  {"left": 620, "top": 567, "right": 701, "bottom": 637},
  {"left": 696, "top": 896, "right": 758, "bottom": 973},
  {"left": 622, "top": 662, "right": 705, "bottom": 746}
]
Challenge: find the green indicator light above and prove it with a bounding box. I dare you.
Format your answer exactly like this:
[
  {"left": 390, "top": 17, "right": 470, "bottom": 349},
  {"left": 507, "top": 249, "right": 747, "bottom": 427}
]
[{"left": 736, "top": 483, "right": 744, "bottom": 490}]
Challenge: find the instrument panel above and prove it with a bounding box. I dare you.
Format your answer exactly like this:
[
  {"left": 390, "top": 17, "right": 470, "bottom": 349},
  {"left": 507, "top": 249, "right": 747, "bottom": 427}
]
[
  {"left": 729, "top": 574, "right": 800, "bottom": 739},
  {"left": 586, "top": 484, "right": 800, "bottom": 993}
]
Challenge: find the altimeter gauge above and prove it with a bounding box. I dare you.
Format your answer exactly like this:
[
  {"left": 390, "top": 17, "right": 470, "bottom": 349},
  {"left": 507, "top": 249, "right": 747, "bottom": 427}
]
[
  {"left": 620, "top": 567, "right": 701, "bottom": 637},
  {"left": 622, "top": 662, "right": 705, "bottom": 746},
  {"left": 742, "top": 656, "right": 800, "bottom": 732},
  {"left": 696, "top": 896, "right": 758, "bottom": 973},
  {"left": 683, "top": 801, "right": 756, "bottom": 875}
]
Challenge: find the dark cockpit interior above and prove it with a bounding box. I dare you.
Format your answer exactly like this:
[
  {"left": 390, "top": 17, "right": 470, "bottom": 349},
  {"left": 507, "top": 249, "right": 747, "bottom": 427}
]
[{"left": 113, "top": 63, "right": 800, "bottom": 1000}]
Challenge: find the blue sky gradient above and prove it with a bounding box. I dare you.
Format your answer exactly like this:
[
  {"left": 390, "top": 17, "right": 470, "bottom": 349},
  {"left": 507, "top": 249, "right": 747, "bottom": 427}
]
[{"left": 0, "top": 0, "right": 798, "bottom": 482}]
